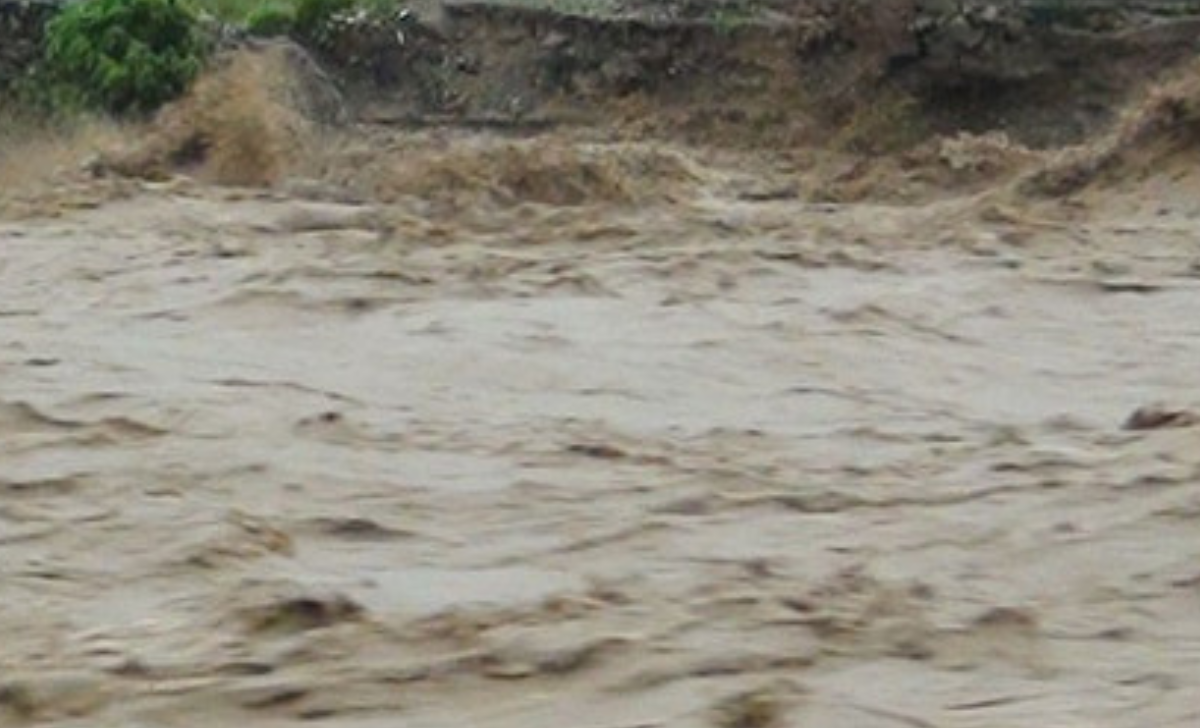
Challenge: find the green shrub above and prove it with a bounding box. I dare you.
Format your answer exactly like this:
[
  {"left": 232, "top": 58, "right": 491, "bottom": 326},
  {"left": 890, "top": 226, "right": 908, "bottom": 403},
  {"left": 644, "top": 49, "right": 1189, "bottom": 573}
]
[
  {"left": 43, "top": 0, "right": 208, "bottom": 115},
  {"left": 246, "top": 3, "right": 297, "bottom": 36}
]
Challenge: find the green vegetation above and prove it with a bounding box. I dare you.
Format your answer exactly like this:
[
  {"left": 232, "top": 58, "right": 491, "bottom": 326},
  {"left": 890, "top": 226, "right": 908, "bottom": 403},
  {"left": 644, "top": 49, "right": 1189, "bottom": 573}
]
[
  {"left": 244, "top": 3, "right": 298, "bottom": 37},
  {"left": 188, "top": 0, "right": 397, "bottom": 37},
  {"left": 188, "top": 0, "right": 413, "bottom": 48},
  {"left": 11, "top": 0, "right": 407, "bottom": 116},
  {"left": 39, "top": 0, "right": 208, "bottom": 115}
]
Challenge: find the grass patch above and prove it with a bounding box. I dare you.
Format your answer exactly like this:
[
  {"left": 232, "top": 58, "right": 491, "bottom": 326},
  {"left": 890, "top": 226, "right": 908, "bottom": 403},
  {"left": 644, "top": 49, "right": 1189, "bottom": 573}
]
[{"left": 187, "top": 0, "right": 402, "bottom": 32}]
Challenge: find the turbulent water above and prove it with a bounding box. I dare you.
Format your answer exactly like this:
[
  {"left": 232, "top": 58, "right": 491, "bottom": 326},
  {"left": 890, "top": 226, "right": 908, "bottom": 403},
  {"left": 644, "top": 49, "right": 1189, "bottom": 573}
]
[{"left": 1, "top": 119, "right": 1200, "bottom": 728}]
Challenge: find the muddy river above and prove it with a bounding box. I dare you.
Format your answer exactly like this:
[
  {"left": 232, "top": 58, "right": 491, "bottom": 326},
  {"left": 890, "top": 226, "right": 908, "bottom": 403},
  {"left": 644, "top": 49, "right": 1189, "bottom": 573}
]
[{"left": 1, "top": 107, "right": 1200, "bottom": 727}]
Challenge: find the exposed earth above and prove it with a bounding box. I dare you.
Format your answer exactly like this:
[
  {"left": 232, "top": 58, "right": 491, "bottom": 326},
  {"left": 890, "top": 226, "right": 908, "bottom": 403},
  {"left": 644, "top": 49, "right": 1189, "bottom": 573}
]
[{"left": 2, "top": 2, "right": 1200, "bottom": 727}]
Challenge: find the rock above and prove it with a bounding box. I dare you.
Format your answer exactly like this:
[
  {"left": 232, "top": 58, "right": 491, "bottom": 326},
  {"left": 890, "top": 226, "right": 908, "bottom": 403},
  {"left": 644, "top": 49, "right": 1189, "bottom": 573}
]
[
  {"left": 265, "top": 39, "right": 350, "bottom": 127},
  {"left": 1123, "top": 404, "right": 1200, "bottom": 431}
]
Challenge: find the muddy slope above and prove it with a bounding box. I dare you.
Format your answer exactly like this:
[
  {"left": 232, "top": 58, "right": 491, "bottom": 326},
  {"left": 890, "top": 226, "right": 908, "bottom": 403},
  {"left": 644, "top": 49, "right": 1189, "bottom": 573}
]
[{"left": 315, "top": 0, "right": 1200, "bottom": 146}]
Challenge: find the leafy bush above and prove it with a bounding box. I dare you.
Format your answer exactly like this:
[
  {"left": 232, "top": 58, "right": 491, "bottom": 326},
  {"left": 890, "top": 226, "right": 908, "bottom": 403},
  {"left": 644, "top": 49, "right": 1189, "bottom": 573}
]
[
  {"left": 246, "top": 3, "right": 297, "bottom": 36},
  {"left": 42, "top": 0, "right": 208, "bottom": 115}
]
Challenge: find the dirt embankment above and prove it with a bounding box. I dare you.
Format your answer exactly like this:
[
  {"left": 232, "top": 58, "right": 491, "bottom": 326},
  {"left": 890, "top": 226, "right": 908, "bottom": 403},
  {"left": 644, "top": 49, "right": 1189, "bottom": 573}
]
[
  {"left": 45, "top": 0, "right": 1200, "bottom": 212},
  {"left": 303, "top": 0, "right": 1200, "bottom": 148},
  {"left": 9, "top": 0, "right": 1200, "bottom": 184},
  {"left": 8, "top": 0, "right": 1200, "bottom": 148}
]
